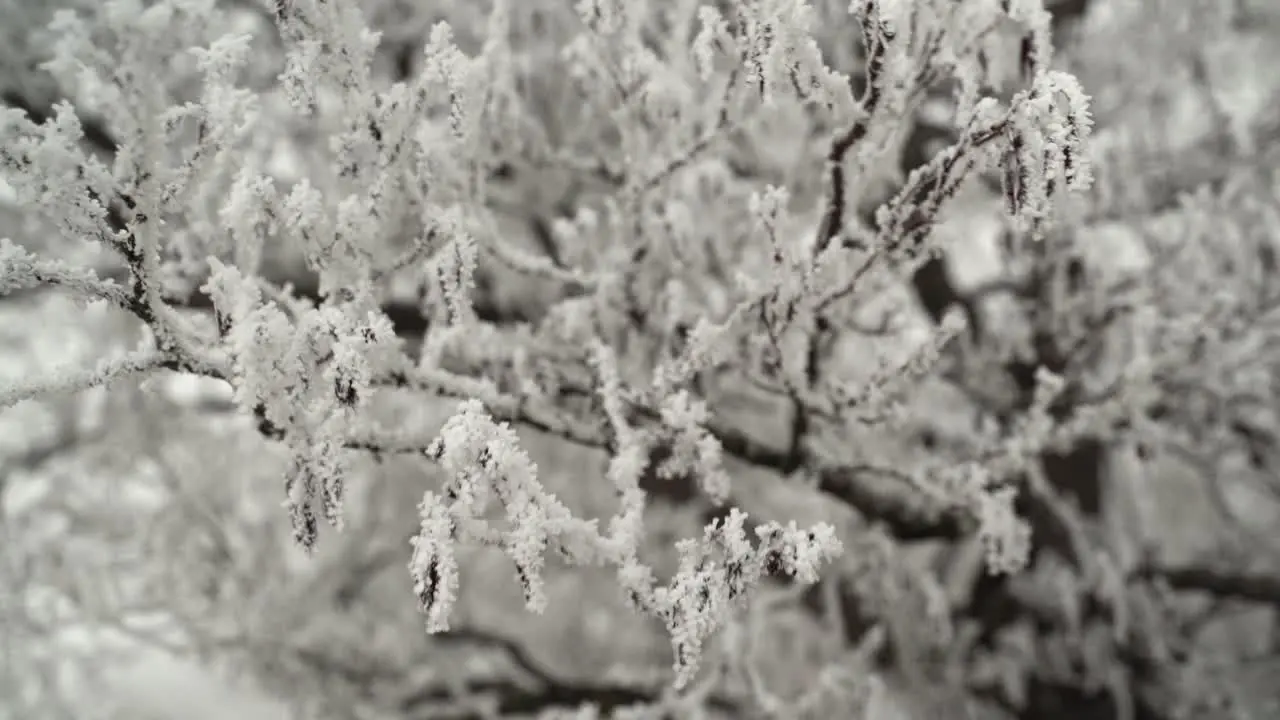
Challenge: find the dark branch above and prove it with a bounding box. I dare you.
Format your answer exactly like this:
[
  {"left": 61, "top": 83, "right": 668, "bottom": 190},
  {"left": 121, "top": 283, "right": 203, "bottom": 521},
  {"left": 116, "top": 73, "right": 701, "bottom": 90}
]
[{"left": 1139, "top": 563, "right": 1280, "bottom": 606}]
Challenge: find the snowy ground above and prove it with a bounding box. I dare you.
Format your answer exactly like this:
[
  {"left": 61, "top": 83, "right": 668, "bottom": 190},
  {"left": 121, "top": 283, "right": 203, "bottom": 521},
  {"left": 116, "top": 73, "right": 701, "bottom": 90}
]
[{"left": 94, "top": 644, "right": 286, "bottom": 720}]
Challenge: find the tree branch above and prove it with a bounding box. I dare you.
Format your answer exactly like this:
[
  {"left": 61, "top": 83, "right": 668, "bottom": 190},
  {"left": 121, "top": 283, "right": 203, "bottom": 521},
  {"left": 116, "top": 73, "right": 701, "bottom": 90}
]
[{"left": 1139, "top": 563, "right": 1280, "bottom": 605}]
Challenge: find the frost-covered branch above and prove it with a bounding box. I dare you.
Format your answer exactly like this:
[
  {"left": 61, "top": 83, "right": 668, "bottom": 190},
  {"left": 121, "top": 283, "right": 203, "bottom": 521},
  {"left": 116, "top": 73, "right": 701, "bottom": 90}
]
[
  {"left": 0, "top": 349, "right": 170, "bottom": 410},
  {"left": 0, "top": 0, "right": 1118, "bottom": 705}
]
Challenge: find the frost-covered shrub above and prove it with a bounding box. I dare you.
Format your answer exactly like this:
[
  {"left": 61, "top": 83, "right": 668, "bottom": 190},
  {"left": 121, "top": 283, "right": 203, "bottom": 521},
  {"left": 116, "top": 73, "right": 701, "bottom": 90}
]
[{"left": 3, "top": 1, "right": 1278, "bottom": 718}]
